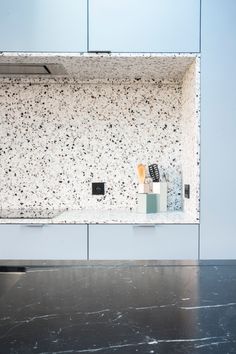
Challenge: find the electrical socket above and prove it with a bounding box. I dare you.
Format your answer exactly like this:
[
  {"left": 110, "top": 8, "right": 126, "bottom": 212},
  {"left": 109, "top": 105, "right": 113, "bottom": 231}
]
[{"left": 92, "top": 182, "right": 105, "bottom": 195}]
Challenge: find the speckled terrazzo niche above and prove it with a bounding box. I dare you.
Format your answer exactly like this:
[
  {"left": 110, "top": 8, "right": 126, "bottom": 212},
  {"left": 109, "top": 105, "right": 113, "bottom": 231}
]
[
  {"left": 181, "top": 58, "right": 200, "bottom": 221},
  {"left": 0, "top": 79, "right": 185, "bottom": 212},
  {"left": 0, "top": 52, "right": 196, "bottom": 82},
  {"left": 0, "top": 55, "right": 200, "bottom": 219}
]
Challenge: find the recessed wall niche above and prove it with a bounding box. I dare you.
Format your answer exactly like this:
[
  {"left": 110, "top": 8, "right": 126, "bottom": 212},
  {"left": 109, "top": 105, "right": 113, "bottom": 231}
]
[{"left": 0, "top": 54, "right": 200, "bottom": 222}]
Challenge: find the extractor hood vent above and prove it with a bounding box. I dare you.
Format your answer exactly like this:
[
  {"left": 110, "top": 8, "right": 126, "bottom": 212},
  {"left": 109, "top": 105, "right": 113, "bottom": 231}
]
[{"left": 0, "top": 63, "right": 67, "bottom": 76}]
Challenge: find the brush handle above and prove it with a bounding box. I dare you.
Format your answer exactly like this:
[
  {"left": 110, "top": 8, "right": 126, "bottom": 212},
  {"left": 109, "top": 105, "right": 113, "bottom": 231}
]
[
  {"left": 137, "top": 164, "right": 146, "bottom": 184},
  {"left": 148, "top": 164, "right": 160, "bottom": 182}
]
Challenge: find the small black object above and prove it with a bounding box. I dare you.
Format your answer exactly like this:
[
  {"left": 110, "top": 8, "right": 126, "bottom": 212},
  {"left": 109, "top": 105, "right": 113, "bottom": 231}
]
[
  {"left": 184, "top": 184, "right": 190, "bottom": 199},
  {"left": 92, "top": 182, "right": 105, "bottom": 195},
  {"left": 149, "top": 164, "right": 160, "bottom": 182},
  {"left": 0, "top": 266, "right": 26, "bottom": 273}
]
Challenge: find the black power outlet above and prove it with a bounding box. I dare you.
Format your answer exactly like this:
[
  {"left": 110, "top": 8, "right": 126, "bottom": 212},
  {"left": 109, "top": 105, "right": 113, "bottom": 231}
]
[
  {"left": 92, "top": 182, "right": 105, "bottom": 195},
  {"left": 184, "top": 184, "right": 190, "bottom": 199}
]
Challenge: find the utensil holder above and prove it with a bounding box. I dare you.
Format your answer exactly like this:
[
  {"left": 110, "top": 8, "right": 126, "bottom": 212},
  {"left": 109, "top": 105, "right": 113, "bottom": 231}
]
[
  {"left": 137, "top": 194, "right": 160, "bottom": 214},
  {"left": 151, "top": 182, "right": 167, "bottom": 212}
]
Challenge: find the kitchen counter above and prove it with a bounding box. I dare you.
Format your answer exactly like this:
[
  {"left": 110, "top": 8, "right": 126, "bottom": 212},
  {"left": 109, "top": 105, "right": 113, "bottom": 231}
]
[
  {"left": 0, "top": 260, "right": 235, "bottom": 353},
  {"left": 0, "top": 209, "right": 198, "bottom": 224}
]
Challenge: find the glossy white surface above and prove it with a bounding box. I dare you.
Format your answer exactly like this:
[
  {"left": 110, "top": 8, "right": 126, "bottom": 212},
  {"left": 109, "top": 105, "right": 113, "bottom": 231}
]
[{"left": 0, "top": 210, "right": 199, "bottom": 224}]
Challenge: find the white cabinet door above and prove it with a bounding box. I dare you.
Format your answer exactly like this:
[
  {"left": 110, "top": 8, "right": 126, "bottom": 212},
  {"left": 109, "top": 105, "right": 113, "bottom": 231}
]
[
  {"left": 89, "top": 225, "right": 198, "bottom": 260},
  {"left": 200, "top": 0, "right": 236, "bottom": 259},
  {"left": 0, "top": 225, "right": 87, "bottom": 260},
  {"left": 0, "top": 0, "right": 87, "bottom": 52},
  {"left": 89, "top": 0, "right": 200, "bottom": 52}
]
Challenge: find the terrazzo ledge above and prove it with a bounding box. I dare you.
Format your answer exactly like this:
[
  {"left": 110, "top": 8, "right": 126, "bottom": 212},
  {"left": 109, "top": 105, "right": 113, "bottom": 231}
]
[{"left": 0, "top": 209, "right": 199, "bottom": 225}]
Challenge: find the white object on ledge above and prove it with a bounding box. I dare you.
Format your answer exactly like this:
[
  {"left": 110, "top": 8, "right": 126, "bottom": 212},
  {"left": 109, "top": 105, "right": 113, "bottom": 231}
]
[
  {"left": 138, "top": 183, "right": 150, "bottom": 194},
  {"left": 151, "top": 182, "right": 168, "bottom": 212}
]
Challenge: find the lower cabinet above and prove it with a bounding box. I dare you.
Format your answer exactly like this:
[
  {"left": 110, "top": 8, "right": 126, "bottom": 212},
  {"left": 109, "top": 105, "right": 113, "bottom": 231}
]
[
  {"left": 89, "top": 225, "right": 199, "bottom": 260},
  {"left": 0, "top": 225, "right": 87, "bottom": 260},
  {"left": 0, "top": 224, "right": 199, "bottom": 260}
]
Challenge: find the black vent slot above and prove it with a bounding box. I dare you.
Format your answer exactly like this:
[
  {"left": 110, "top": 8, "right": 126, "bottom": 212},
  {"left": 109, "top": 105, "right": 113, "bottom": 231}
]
[
  {"left": 0, "top": 64, "right": 50, "bottom": 75},
  {"left": 0, "top": 266, "right": 26, "bottom": 273}
]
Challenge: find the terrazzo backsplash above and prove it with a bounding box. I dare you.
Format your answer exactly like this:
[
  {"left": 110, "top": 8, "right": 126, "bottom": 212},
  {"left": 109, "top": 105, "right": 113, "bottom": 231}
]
[{"left": 0, "top": 72, "right": 198, "bottom": 214}]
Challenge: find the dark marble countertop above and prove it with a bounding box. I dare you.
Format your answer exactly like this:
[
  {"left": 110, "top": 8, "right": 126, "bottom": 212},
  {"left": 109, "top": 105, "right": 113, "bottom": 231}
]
[{"left": 0, "top": 261, "right": 236, "bottom": 354}]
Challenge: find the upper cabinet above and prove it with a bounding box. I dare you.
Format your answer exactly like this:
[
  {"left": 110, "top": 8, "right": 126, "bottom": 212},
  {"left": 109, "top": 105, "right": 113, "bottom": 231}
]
[
  {"left": 0, "top": 0, "right": 87, "bottom": 52},
  {"left": 0, "top": 0, "right": 200, "bottom": 53},
  {"left": 88, "top": 0, "right": 200, "bottom": 53}
]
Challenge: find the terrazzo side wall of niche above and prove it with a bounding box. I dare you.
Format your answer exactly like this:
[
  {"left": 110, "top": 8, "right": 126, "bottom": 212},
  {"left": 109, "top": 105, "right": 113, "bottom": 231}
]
[
  {"left": 181, "top": 58, "right": 200, "bottom": 221},
  {"left": 0, "top": 58, "right": 200, "bottom": 218}
]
